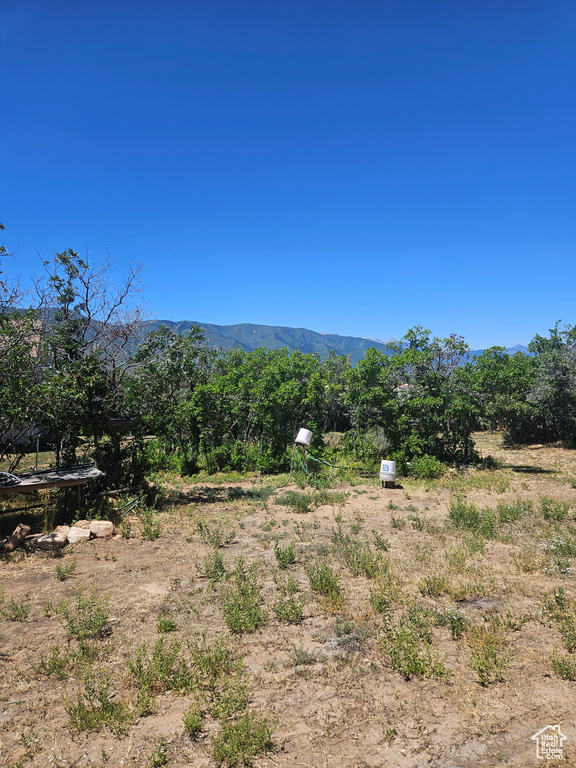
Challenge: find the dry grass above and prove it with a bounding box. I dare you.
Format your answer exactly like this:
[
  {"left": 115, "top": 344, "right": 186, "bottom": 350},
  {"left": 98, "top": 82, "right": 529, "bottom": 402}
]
[{"left": 1, "top": 433, "right": 576, "bottom": 767}]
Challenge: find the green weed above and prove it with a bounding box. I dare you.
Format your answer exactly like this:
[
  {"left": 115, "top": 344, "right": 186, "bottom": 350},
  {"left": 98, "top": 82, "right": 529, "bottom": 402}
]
[
  {"left": 305, "top": 560, "right": 342, "bottom": 604},
  {"left": 212, "top": 711, "right": 274, "bottom": 767},
  {"left": 272, "top": 594, "right": 304, "bottom": 624},
  {"left": 183, "top": 702, "right": 205, "bottom": 739},
  {"left": 371, "top": 531, "right": 390, "bottom": 551},
  {"left": 1, "top": 596, "right": 31, "bottom": 622},
  {"left": 419, "top": 575, "right": 448, "bottom": 597},
  {"left": 149, "top": 738, "right": 169, "bottom": 767},
  {"left": 204, "top": 549, "right": 229, "bottom": 583},
  {"left": 141, "top": 508, "right": 161, "bottom": 540},
  {"left": 273, "top": 540, "right": 297, "bottom": 569},
  {"left": 56, "top": 590, "right": 110, "bottom": 643},
  {"left": 380, "top": 610, "right": 449, "bottom": 681},
  {"left": 290, "top": 646, "right": 319, "bottom": 666},
  {"left": 130, "top": 637, "right": 193, "bottom": 694},
  {"left": 467, "top": 626, "right": 508, "bottom": 685},
  {"left": 55, "top": 558, "right": 77, "bottom": 581},
  {"left": 551, "top": 652, "right": 576, "bottom": 681},
  {"left": 157, "top": 615, "right": 179, "bottom": 634},
  {"left": 222, "top": 558, "right": 266, "bottom": 633},
  {"left": 65, "top": 675, "right": 134, "bottom": 734}
]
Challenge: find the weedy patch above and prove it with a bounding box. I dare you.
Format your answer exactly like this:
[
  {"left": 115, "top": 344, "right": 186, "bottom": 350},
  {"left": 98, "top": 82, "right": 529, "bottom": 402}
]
[
  {"left": 272, "top": 593, "right": 304, "bottom": 624},
  {"left": 305, "top": 560, "right": 342, "bottom": 606},
  {"left": 1, "top": 596, "right": 31, "bottom": 621},
  {"left": 149, "top": 738, "right": 169, "bottom": 767},
  {"left": 212, "top": 711, "right": 274, "bottom": 767},
  {"left": 222, "top": 558, "right": 266, "bottom": 633},
  {"left": 65, "top": 675, "right": 138, "bottom": 735},
  {"left": 467, "top": 625, "right": 509, "bottom": 685},
  {"left": 379, "top": 606, "right": 449, "bottom": 681},
  {"left": 290, "top": 646, "right": 321, "bottom": 666},
  {"left": 540, "top": 497, "right": 571, "bottom": 522},
  {"left": 56, "top": 590, "right": 110, "bottom": 643},
  {"left": 277, "top": 489, "right": 348, "bottom": 514},
  {"left": 130, "top": 637, "right": 194, "bottom": 694},
  {"left": 183, "top": 701, "right": 205, "bottom": 739},
  {"left": 419, "top": 575, "right": 448, "bottom": 597},
  {"left": 551, "top": 652, "right": 576, "bottom": 681},
  {"left": 157, "top": 614, "right": 179, "bottom": 634},
  {"left": 197, "top": 521, "right": 235, "bottom": 548}
]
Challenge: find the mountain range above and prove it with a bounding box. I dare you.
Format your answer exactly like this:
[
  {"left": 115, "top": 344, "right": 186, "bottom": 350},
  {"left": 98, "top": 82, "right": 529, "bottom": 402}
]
[{"left": 142, "top": 320, "right": 528, "bottom": 365}]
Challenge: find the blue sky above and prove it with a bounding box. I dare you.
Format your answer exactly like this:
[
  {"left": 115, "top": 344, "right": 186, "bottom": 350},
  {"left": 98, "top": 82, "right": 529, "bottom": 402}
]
[{"left": 1, "top": 0, "right": 575, "bottom": 349}]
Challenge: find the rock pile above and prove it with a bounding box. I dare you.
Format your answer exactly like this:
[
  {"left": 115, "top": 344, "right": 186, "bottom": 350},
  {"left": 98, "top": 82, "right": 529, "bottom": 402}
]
[{"left": 0, "top": 519, "right": 114, "bottom": 553}]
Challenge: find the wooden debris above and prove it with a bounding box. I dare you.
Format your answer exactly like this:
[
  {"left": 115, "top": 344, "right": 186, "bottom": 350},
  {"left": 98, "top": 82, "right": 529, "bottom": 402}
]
[{"left": 2, "top": 524, "right": 31, "bottom": 553}]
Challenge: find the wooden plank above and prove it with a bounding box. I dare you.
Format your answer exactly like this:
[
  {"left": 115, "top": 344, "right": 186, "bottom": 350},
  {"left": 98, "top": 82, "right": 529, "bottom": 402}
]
[{"left": 0, "top": 467, "right": 105, "bottom": 496}]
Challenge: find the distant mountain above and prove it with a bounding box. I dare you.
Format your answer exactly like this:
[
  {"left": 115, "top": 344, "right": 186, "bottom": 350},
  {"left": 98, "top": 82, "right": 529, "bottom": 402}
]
[{"left": 141, "top": 319, "right": 528, "bottom": 364}]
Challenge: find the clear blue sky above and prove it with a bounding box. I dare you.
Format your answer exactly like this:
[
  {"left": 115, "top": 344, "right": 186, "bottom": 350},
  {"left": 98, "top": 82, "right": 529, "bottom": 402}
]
[{"left": 2, "top": 0, "right": 575, "bottom": 349}]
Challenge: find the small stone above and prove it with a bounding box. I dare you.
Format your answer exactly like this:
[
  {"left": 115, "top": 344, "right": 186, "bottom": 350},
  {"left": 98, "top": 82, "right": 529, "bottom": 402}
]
[
  {"left": 67, "top": 526, "right": 91, "bottom": 543},
  {"left": 89, "top": 520, "right": 114, "bottom": 538}
]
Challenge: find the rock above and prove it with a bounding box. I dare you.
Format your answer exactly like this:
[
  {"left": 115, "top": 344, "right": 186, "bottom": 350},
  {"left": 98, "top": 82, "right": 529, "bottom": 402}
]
[
  {"left": 34, "top": 532, "right": 68, "bottom": 550},
  {"left": 73, "top": 520, "right": 92, "bottom": 529},
  {"left": 89, "top": 520, "right": 114, "bottom": 538},
  {"left": 54, "top": 525, "right": 70, "bottom": 536},
  {"left": 67, "top": 526, "right": 91, "bottom": 544}
]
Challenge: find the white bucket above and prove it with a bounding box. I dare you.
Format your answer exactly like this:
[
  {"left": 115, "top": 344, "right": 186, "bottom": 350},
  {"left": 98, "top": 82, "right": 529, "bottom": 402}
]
[
  {"left": 379, "top": 459, "right": 396, "bottom": 482},
  {"left": 295, "top": 428, "right": 312, "bottom": 446}
]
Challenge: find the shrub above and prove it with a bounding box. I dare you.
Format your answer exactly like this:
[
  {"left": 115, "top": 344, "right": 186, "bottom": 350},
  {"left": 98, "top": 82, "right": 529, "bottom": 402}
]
[{"left": 408, "top": 455, "right": 447, "bottom": 480}]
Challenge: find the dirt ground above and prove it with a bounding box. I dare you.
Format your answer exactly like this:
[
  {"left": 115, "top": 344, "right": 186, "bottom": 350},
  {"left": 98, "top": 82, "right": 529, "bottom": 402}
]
[{"left": 1, "top": 433, "right": 576, "bottom": 768}]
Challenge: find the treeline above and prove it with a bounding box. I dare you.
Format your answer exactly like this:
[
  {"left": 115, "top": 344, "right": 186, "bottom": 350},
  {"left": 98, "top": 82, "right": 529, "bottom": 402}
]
[{"left": 2, "top": 248, "right": 576, "bottom": 482}]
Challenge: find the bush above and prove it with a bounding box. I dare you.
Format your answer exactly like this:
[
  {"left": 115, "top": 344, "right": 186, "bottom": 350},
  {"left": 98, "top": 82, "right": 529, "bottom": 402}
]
[{"left": 408, "top": 455, "right": 447, "bottom": 480}]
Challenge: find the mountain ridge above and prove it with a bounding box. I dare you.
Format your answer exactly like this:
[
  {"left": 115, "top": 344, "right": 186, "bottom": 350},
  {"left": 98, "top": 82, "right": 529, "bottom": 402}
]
[{"left": 141, "top": 319, "right": 528, "bottom": 364}]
